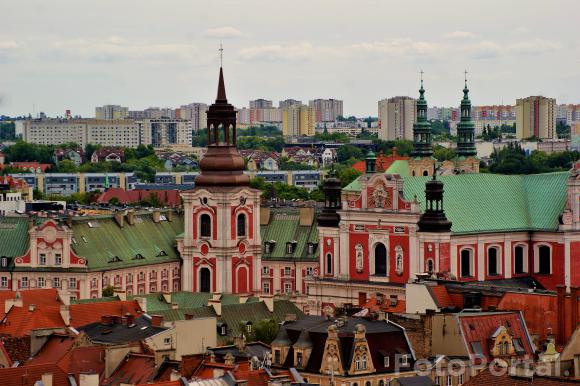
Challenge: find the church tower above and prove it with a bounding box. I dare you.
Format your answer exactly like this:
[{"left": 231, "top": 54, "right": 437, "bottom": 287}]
[
  {"left": 408, "top": 74, "right": 436, "bottom": 176},
  {"left": 417, "top": 175, "right": 452, "bottom": 275},
  {"left": 455, "top": 74, "right": 479, "bottom": 173},
  {"left": 179, "top": 64, "right": 262, "bottom": 294},
  {"left": 317, "top": 169, "right": 342, "bottom": 279}
]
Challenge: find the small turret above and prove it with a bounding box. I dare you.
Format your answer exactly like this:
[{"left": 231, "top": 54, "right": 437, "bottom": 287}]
[
  {"left": 317, "top": 168, "right": 341, "bottom": 228},
  {"left": 417, "top": 175, "right": 452, "bottom": 232}
]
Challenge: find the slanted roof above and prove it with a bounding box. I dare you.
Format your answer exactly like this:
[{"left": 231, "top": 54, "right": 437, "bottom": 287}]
[
  {"left": 70, "top": 212, "right": 183, "bottom": 270},
  {"left": 385, "top": 159, "right": 410, "bottom": 176},
  {"left": 78, "top": 315, "right": 166, "bottom": 344},
  {"left": 103, "top": 353, "right": 157, "bottom": 386},
  {"left": 260, "top": 208, "right": 318, "bottom": 261},
  {"left": 0, "top": 217, "right": 30, "bottom": 258},
  {"left": 69, "top": 300, "right": 142, "bottom": 328},
  {"left": 129, "top": 292, "right": 254, "bottom": 314},
  {"left": 344, "top": 172, "right": 570, "bottom": 234}
]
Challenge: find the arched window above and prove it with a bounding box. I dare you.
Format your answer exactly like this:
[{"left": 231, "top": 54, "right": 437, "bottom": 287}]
[
  {"left": 426, "top": 259, "right": 434, "bottom": 273},
  {"left": 326, "top": 253, "right": 333, "bottom": 275},
  {"left": 460, "top": 249, "right": 473, "bottom": 278},
  {"left": 355, "top": 356, "right": 361, "bottom": 370},
  {"left": 514, "top": 245, "right": 525, "bottom": 274},
  {"left": 200, "top": 213, "right": 211, "bottom": 238},
  {"left": 375, "top": 243, "right": 387, "bottom": 276},
  {"left": 488, "top": 247, "right": 499, "bottom": 276},
  {"left": 237, "top": 213, "right": 246, "bottom": 237},
  {"left": 538, "top": 245, "right": 551, "bottom": 274},
  {"left": 423, "top": 170, "right": 429, "bottom": 176},
  {"left": 362, "top": 355, "right": 368, "bottom": 370}
]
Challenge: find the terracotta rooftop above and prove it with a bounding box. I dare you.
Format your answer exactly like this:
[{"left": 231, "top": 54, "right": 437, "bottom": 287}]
[
  {"left": 102, "top": 353, "right": 157, "bottom": 385},
  {"left": 69, "top": 300, "right": 142, "bottom": 328}
]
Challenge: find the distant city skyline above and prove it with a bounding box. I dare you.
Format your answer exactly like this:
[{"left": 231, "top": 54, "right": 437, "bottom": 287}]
[{"left": 1, "top": 0, "right": 579, "bottom": 118}]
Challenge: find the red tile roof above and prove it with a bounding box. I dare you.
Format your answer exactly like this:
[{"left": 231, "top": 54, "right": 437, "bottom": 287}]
[
  {"left": 69, "top": 300, "right": 142, "bottom": 328},
  {"left": 361, "top": 296, "right": 406, "bottom": 313},
  {"left": 463, "top": 368, "right": 580, "bottom": 385},
  {"left": 136, "top": 381, "right": 181, "bottom": 386},
  {"left": 9, "top": 162, "right": 52, "bottom": 172},
  {"left": 352, "top": 152, "right": 408, "bottom": 173},
  {"left": 96, "top": 188, "right": 181, "bottom": 207},
  {"left": 458, "top": 312, "right": 534, "bottom": 361},
  {"left": 0, "top": 289, "right": 61, "bottom": 310},
  {"left": 0, "top": 304, "right": 64, "bottom": 337},
  {"left": 428, "top": 285, "right": 454, "bottom": 308},
  {"left": 101, "top": 353, "right": 156, "bottom": 386},
  {"left": 0, "top": 364, "right": 70, "bottom": 386}
]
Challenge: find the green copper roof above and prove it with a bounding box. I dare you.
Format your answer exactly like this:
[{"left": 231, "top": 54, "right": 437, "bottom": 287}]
[
  {"left": 402, "top": 172, "right": 569, "bottom": 234},
  {"left": 129, "top": 292, "right": 257, "bottom": 313},
  {"left": 385, "top": 160, "right": 410, "bottom": 176},
  {"left": 71, "top": 212, "right": 183, "bottom": 270},
  {"left": 341, "top": 171, "right": 569, "bottom": 234},
  {"left": 260, "top": 208, "right": 318, "bottom": 261},
  {"left": 0, "top": 217, "right": 30, "bottom": 259}
]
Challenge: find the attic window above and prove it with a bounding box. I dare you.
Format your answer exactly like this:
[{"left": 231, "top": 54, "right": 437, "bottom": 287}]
[
  {"left": 307, "top": 243, "right": 317, "bottom": 255},
  {"left": 286, "top": 241, "right": 297, "bottom": 254},
  {"left": 246, "top": 322, "right": 252, "bottom": 333},
  {"left": 108, "top": 255, "right": 122, "bottom": 263},
  {"left": 87, "top": 221, "right": 100, "bottom": 228},
  {"left": 513, "top": 338, "right": 525, "bottom": 355},
  {"left": 156, "top": 250, "right": 167, "bottom": 257},
  {"left": 81, "top": 236, "right": 88, "bottom": 243},
  {"left": 264, "top": 241, "right": 275, "bottom": 254},
  {"left": 159, "top": 215, "right": 167, "bottom": 221},
  {"left": 134, "top": 253, "right": 145, "bottom": 260}
]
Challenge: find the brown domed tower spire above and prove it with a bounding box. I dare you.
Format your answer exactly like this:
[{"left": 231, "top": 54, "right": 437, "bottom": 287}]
[{"left": 195, "top": 58, "right": 249, "bottom": 187}]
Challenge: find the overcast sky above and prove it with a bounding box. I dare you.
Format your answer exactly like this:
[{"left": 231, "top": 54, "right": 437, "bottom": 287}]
[{"left": 1, "top": 0, "right": 579, "bottom": 117}]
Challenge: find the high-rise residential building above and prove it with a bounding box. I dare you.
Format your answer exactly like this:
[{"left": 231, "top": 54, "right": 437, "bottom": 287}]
[
  {"left": 308, "top": 99, "right": 343, "bottom": 122},
  {"left": 377, "top": 96, "right": 416, "bottom": 140},
  {"left": 282, "top": 104, "right": 315, "bottom": 137},
  {"left": 472, "top": 105, "right": 516, "bottom": 121},
  {"left": 139, "top": 118, "right": 192, "bottom": 147},
  {"left": 249, "top": 99, "right": 273, "bottom": 109},
  {"left": 557, "top": 104, "right": 580, "bottom": 124},
  {"left": 95, "top": 105, "right": 128, "bottom": 120},
  {"left": 516, "top": 96, "right": 557, "bottom": 139},
  {"left": 23, "top": 119, "right": 140, "bottom": 148},
  {"left": 279, "top": 99, "right": 302, "bottom": 109},
  {"left": 179, "top": 103, "right": 208, "bottom": 131}
]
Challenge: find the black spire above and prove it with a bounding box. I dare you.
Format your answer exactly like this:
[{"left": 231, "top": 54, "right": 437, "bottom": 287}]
[
  {"left": 317, "top": 168, "right": 341, "bottom": 228},
  {"left": 417, "top": 174, "right": 452, "bottom": 232}
]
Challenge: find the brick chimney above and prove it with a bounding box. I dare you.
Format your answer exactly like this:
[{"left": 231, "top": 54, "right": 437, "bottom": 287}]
[
  {"left": 126, "top": 210, "right": 136, "bottom": 225},
  {"left": 153, "top": 210, "right": 161, "bottom": 223},
  {"left": 299, "top": 207, "right": 314, "bottom": 226},
  {"left": 167, "top": 210, "right": 173, "bottom": 222},
  {"left": 260, "top": 207, "right": 271, "bottom": 225},
  {"left": 114, "top": 210, "right": 124, "bottom": 228},
  {"left": 151, "top": 314, "right": 164, "bottom": 327}
]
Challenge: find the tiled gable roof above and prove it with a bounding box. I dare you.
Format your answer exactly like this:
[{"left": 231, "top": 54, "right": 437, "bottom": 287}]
[
  {"left": 70, "top": 212, "right": 183, "bottom": 270},
  {"left": 345, "top": 172, "right": 570, "bottom": 234},
  {"left": 260, "top": 209, "right": 318, "bottom": 261},
  {"left": 0, "top": 217, "right": 31, "bottom": 259},
  {"left": 427, "top": 285, "right": 454, "bottom": 308},
  {"left": 102, "top": 353, "right": 157, "bottom": 386},
  {"left": 69, "top": 300, "right": 142, "bottom": 328}
]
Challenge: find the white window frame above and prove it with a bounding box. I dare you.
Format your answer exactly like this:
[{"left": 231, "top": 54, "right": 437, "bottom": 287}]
[
  {"left": 39, "top": 253, "right": 46, "bottom": 265},
  {"left": 534, "top": 243, "right": 552, "bottom": 274},
  {"left": 263, "top": 282, "right": 270, "bottom": 294},
  {"left": 262, "top": 266, "right": 270, "bottom": 276},
  {"left": 446, "top": 375, "right": 452, "bottom": 386},
  {"left": 54, "top": 277, "right": 60, "bottom": 288},
  {"left": 0, "top": 277, "right": 7, "bottom": 288},
  {"left": 383, "top": 356, "right": 389, "bottom": 367},
  {"left": 38, "top": 277, "right": 45, "bottom": 288},
  {"left": 284, "top": 282, "right": 292, "bottom": 294},
  {"left": 69, "top": 277, "right": 77, "bottom": 289},
  {"left": 459, "top": 248, "right": 474, "bottom": 278},
  {"left": 487, "top": 245, "right": 502, "bottom": 276},
  {"left": 21, "top": 276, "right": 28, "bottom": 288},
  {"left": 513, "top": 244, "right": 528, "bottom": 274},
  {"left": 284, "top": 267, "right": 292, "bottom": 276}
]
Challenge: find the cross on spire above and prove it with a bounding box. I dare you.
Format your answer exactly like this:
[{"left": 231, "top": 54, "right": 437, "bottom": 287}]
[
  {"left": 420, "top": 69, "right": 424, "bottom": 87},
  {"left": 464, "top": 69, "right": 468, "bottom": 86},
  {"left": 219, "top": 44, "right": 223, "bottom": 67}
]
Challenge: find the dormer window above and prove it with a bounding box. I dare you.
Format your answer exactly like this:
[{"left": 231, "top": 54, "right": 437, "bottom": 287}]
[
  {"left": 264, "top": 241, "right": 275, "bottom": 254},
  {"left": 134, "top": 253, "right": 144, "bottom": 260},
  {"left": 246, "top": 322, "right": 252, "bottom": 333},
  {"left": 307, "top": 243, "right": 317, "bottom": 255},
  {"left": 400, "top": 354, "right": 409, "bottom": 367},
  {"left": 286, "top": 241, "right": 297, "bottom": 254},
  {"left": 383, "top": 356, "right": 390, "bottom": 367}
]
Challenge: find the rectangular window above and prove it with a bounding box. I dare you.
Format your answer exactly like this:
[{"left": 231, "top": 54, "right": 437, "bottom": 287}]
[
  {"left": 274, "top": 350, "right": 281, "bottom": 364},
  {"left": 446, "top": 375, "right": 452, "bottom": 386},
  {"left": 1, "top": 277, "right": 7, "bottom": 288},
  {"left": 284, "top": 283, "right": 292, "bottom": 294},
  {"left": 54, "top": 277, "right": 60, "bottom": 288},
  {"left": 384, "top": 356, "right": 390, "bottom": 367},
  {"left": 306, "top": 267, "right": 313, "bottom": 276},
  {"left": 400, "top": 354, "right": 409, "bottom": 366},
  {"left": 296, "top": 352, "right": 303, "bottom": 367},
  {"left": 38, "top": 277, "right": 45, "bottom": 288},
  {"left": 458, "top": 374, "right": 464, "bottom": 384},
  {"left": 39, "top": 254, "right": 46, "bottom": 265},
  {"left": 263, "top": 282, "right": 270, "bottom": 294},
  {"left": 284, "top": 267, "right": 292, "bottom": 276},
  {"left": 21, "top": 277, "right": 28, "bottom": 288},
  {"left": 55, "top": 254, "right": 62, "bottom": 265},
  {"left": 164, "top": 337, "right": 172, "bottom": 345},
  {"left": 263, "top": 266, "right": 270, "bottom": 275},
  {"left": 69, "top": 277, "right": 77, "bottom": 289}
]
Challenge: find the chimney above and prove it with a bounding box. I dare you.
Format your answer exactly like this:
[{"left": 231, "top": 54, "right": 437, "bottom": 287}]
[
  {"left": 79, "top": 373, "right": 99, "bottom": 386},
  {"left": 151, "top": 314, "right": 164, "bottom": 327},
  {"left": 167, "top": 210, "right": 173, "bottom": 222},
  {"left": 556, "top": 285, "right": 566, "bottom": 345},
  {"left": 184, "top": 313, "right": 193, "bottom": 320},
  {"left": 260, "top": 295, "right": 275, "bottom": 313},
  {"left": 234, "top": 335, "right": 246, "bottom": 353},
  {"left": 299, "top": 207, "right": 314, "bottom": 226},
  {"left": 114, "top": 211, "right": 124, "bottom": 228},
  {"left": 126, "top": 210, "right": 136, "bottom": 225},
  {"left": 60, "top": 305, "right": 70, "bottom": 326},
  {"left": 41, "top": 373, "right": 53, "bottom": 386},
  {"left": 153, "top": 210, "right": 161, "bottom": 223},
  {"left": 101, "top": 315, "right": 113, "bottom": 325},
  {"left": 208, "top": 299, "right": 222, "bottom": 317},
  {"left": 125, "top": 313, "right": 135, "bottom": 326},
  {"left": 260, "top": 207, "right": 271, "bottom": 225},
  {"left": 171, "top": 303, "right": 179, "bottom": 310}
]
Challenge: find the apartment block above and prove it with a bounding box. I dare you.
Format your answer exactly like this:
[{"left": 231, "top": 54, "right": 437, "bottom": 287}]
[
  {"left": 378, "top": 96, "right": 416, "bottom": 140},
  {"left": 279, "top": 99, "right": 302, "bottom": 109},
  {"left": 139, "top": 118, "right": 192, "bottom": 147},
  {"left": 308, "top": 99, "right": 343, "bottom": 122},
  {"left": 249, "top": 99, "right": 273, "bottom": 109},
  {"left": 282, "top": 105, "right": 315, "bottom": 137},
  {"left": 516, "top": 96, "right": 557, "bottom": 139},
  {"left": 178, "top": 103, "right": 208, "bottom": 131},
  {"left": 95, "top": 105, "right": 128, "bottom": 120}
]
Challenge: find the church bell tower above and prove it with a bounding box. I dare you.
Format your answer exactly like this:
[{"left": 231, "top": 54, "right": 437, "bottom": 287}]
[{"left": 179, "top": 61, "right": 262, "bottom": 294}]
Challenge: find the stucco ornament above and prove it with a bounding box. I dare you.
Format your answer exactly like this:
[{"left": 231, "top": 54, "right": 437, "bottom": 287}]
[{"left": 355, "top": 243, "right": 364, "bottom": 273}]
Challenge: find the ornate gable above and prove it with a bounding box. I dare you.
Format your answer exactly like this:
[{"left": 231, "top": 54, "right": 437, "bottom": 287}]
[
  {"left": 319, "top": 325, "right": 345, "bottom": 376},
  {"left": 347, "top": 324, "right": 375, "bottom": 375}
]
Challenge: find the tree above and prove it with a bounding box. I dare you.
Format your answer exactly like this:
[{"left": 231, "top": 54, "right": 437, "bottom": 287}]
[
  {"left": 337, "top": 145, "right": 364, "bottom": 163},
  {"left": 556, "top": 121, "right": 571, "bottom": 139},
  {"left": 0, "top": 122, "right": 16, "bottom": 140},
  {"left": 334, "top": 164, "right": 362, "bottom": 187},
  {"left": 56, "top": 159, "right": 78, "bottom": 173},
  {"left": 102, "top": 285, "right": 115, "bottom": 297},
  {"left": 253, "top": 319, "right": 279, "bottom": 344}
]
